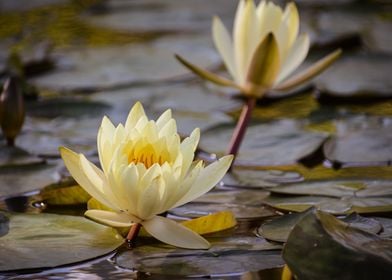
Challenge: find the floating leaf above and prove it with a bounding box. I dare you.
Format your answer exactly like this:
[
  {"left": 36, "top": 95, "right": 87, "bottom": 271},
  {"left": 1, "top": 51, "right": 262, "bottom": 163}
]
[
  {"left": 180, "top": 211, "right": 237, "bottom": 235},
  {"left": 269, "top": 179, "right": 392, "bottom": 198},
  {"left": 258, "top": 208, "right": 383, "bottom": 243},
  {"left": 200, "top": 120, "right": 328, "bottom": 167},
  {"left": 263, "top": 194, "right": 392, "bottom": 215},
  {"left": 283, "top": 210, "right": 392, "bottom": 280},
  {"left": 0, "top": 212, "right": 123, "bottom": 272},
  {"left": 170, "top": 202, "right": 278, "bottom": 221},
  {"left": 323, "top": 118, "right": 392, "bottom": 167},
  {"left": 194, "top": 190, "right": 270, "bottom": 205},
  {"left": 40, "top": 182, "right": 91, "bottom": 206},
  {"left": 0, "top": 163, "right": 59, "bottom": 198},
  {"left": 115, "top": 236, "right": 283, "bottom": 277},
  {"left": 0, "top": 145, "right": 43, "bottom": 167}
]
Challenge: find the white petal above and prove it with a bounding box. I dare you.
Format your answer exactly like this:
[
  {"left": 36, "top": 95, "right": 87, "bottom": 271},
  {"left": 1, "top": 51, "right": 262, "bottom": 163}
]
[
  {"left": 233, "top": 0, "right": 258, "bottom": 83},
  {"left": 212, "top": 16, "right": 237, "bottom": 81},
  {"left": 97, "top": 116, "right": 115, "bottom": 174},
  {"left": 283, "top": 2, "right": 299, "bottom": 47},
  {"left": 142, "top": 216, "right": 210, "bottom": 249},
  {"left": 172, "top": 155, "right": 233, "bottom": 208},
  {"left": 159, "top": 118, "right": 177, "bottom": 138},
  {"left": 85, "top": 210, "right": 135, "bottom": 227},
  {"left": 156, "top": 109, "right": 172, "bottom": 130},
  {"left": 137, "top": 175, "right": 165, "bottom": 219},
  {"left": 125, "top": 102, "right": 146, "bottom": 132},
  {"left": 275, "top": 33, "right": 310, "bottom": 84},
  {"left": 79, "top": 154, "right": 120, "bottom": 210},
  {"left": 179, "top": 128, "right": 200, "bottom": 178},
  {"left": 60, "top": 147, "right": 117, "bottom": 210},
  {"left": 119, "top": 163, "right": 140, "bottom": 214}
]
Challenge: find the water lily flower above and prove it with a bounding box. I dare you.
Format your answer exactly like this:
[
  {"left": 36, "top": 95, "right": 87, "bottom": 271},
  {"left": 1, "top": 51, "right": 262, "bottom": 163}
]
[
  {"left": 176, "top": 0, "right": 341, "bottom": 98},
  {"left": 60, "top": 102, "right": 233, "bottom": 249}
]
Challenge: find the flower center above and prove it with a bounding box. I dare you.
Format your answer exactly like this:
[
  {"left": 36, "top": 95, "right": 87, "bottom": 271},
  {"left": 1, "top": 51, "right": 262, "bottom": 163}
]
[{"left": 127, "top": 143, "right": 169, "bottom": 168}]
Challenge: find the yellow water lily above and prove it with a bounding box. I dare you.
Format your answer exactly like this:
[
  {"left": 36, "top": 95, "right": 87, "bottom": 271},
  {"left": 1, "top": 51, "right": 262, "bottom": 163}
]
[
  {"left": 60, "top": 102, "right": 233, "bottom": 249},
  {"left": 176, "top": 0, "right": 341, "bottom": 98}
]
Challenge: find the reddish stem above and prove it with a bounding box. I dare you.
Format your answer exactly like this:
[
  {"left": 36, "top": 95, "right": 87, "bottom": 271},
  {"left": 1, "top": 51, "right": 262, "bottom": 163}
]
[
  {"left": 126, "top": 223, "right": 141, "bottom": 249},
  {"left": 226, "top": 98, "right": 256, "bottom": 170}
]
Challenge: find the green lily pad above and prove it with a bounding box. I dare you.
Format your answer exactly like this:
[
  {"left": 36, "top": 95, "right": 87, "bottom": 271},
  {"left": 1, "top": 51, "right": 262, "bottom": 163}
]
[
  {"left": 169, "top": 202, "right": 278, "bottom": 221},
  {"left": 26, "top": 98, "right": 111, "bottom": 119},
  {"left": 222, "top": 168, "right": 303, "bottom": 189},
  {"left": 0, "top": 213, "right": 9, "bottom": 237},
  {"left": 323, "top": 118, "right": 392, "bottom": 166},
  {"left": 0, "top": 163, "right": 60, "bottom": 198},
  {"left": 263, "top": 194, "right": 392, "bottom": 215},
  {"left": 171, "top": 111, "right": 231, "bottom": 136},
  {"left": 0, "top": 145, "right": 44, "bottom": 167},
  {"left": 200, "top": 120, "right": 328, "bottom": 167},
  {"left": 258, "top": 208, "right": 383, "bottom": 243},
  {"left": 17, "top": 117, "right": 100, "bottom": 157},
  {"left": 0, "top": 212, "right": 123, "bottom": 272},
  {"left": 38, "top": 181, "right": 91, "bottom": 206},
  {"left": 283, "top": 210, "right": 392, "bottom": 280},
  {"left": 317, "top": 54, "right": 392, "bottom": 97},
  {"left": 115, "top": 236, "right": 283, "bottom": 277},
  {"left": 31, "top": 35, "right": 220, "bottom": 92},
  {"left": 194, "top": 190, "right": 270, "bottom": 206},
  {"left": 269, "top": 179, "right": 392, "bottom": 197},
  {"left": 151, "top": 83, "right": 241, "bottom": 114}
]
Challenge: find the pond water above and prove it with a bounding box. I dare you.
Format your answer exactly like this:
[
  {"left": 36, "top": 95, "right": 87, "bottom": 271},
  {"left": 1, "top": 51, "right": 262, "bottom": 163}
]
[{"left": 0, "top": 0, "right": 391, "bottom": 279}]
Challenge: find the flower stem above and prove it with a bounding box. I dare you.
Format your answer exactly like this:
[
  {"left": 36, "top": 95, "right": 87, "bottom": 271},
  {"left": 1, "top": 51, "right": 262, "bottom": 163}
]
[
  {"left": 226, "top": 97, "right": 256, "bottom": 170},
  {"left": 126, "top": 223, "right": 141, "bottom": 249}
]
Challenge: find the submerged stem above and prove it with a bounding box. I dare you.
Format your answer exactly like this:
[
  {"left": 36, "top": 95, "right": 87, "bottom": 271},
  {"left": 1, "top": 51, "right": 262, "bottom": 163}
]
[
  {"left": 126, "top": 223, "right": 141, "bottom": 249},
  {"left": 226, "top": 97, "right": 256, "bottom": 170}
]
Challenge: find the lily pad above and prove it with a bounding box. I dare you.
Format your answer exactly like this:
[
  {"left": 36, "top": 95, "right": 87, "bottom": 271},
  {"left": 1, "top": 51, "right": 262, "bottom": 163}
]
[
  {"left": 115, "top": 236, "right": 283, "bottom": 277},
  {"left": 169, "top": 202, "right": 277, "bottom": 221},
  {"left": 199, "top": 120, "right": 328, "bottom": 167},
  {"left": 151, "top": 83, "right": 241, "bottom": 113},
  {"left": 316, "top": 54, "right": 392, "bottom": 97},
  {"left": 269, "top": 179, "right": 392, "bottom": 197},
  {"left": 194, "top": 190, "right": 270, "bottom": 206},
  {"left": 263, "top": 194, "right": 392, "bottom": 215},
  {"left": 283, "top": 210, "right": 392, "bottom": 280},
  {"left": 31, "top": 34, "right": 220, "bottom": 92},
  {"left": 86, "top": 0, "right": 237, "bottom": 33},
  {"left": 16, "top": 117, "right": 100, "bottom": 157},
  {"left": 0, "top": 163, "right": 60, "bottom": 198},
  {"left": 222, "top": 168, "right": 303, "bottom": 189},
  {"left": 323, "top": 118, "right": 392, "bottom": 166},
  {"left": 0, "top": 212, "right": 123, "bottom": 272},
  {"left": 258, "top": 208, "right": 383, "bottom": 243},
  {"left": 26, "top": 97, "right": 111, "bottom": 119},
  {"left": 0, "top": 145, "right": 44, "bottom": 167}
]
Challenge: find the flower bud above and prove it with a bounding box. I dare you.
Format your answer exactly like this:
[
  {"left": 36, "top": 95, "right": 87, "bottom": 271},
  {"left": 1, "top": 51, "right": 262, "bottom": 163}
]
[{"left": 0, "top": 77, "right": 25, "bottom": 146}]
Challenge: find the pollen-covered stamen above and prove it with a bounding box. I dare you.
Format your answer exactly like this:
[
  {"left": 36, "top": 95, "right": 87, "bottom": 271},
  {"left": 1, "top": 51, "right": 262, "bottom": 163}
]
[{"left": 127, "top": 142, "right": 170, "bottom": 168}]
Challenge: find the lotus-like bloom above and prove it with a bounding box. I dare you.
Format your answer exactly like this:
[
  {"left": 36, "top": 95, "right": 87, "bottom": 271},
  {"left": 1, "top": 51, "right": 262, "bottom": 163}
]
[
  {"left": 60, "top": 102, "right": 233, "bottom": 249},
  {"left": 176, "top": 0, "right": 341, "bottom": 98}
]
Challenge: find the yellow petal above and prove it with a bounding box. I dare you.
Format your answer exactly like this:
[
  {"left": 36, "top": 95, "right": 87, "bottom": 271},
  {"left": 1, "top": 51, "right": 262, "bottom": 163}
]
[
  {"left": 125, "top": 101, "right": 146, "bottom": 132},
  {"left": 212, "top": 16, "right": 237, "bottom": 82},
  {"left": 276, "top": 33, "right": 310, "bottom": 84},
  {"left": 274, "top": 49, "right": 342, "bottom": 91},
  {"left": 85, "top": 209, "right": 135, "bottom": 227},
  {"left": 172, "top": 155, "right": 233, "bottom": 208},
  {"left": 59, "top": 147, "right": 118, "bottom": 210},
  {"left": 119, "top": 163, "right": 139, "bottom": 214},
  {"left": 142, "top": 216, "right": 210, "bottom": 249},
  {"left": 245, "top": 33, "right": 280, "bottom": 94},
  {"left": 181, "top": 211, "right": 237, "bottom": 235},
  {"left": 175, "top": 54, "right": 240, "bottom": 89}
]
